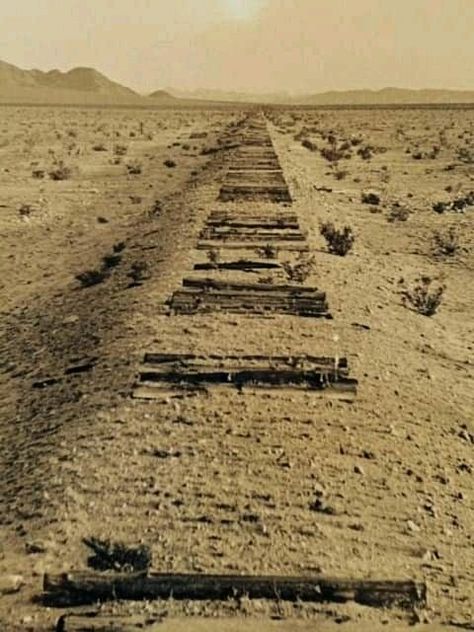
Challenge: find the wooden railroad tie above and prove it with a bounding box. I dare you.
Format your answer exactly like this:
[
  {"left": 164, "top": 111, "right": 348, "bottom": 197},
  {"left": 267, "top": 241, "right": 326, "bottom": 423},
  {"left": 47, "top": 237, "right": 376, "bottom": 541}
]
[
  {"left": 194, "top": 259, "right": 282, "bottom": 272},
  {"left": 169, "top": 278, "right": 329, "bottom": 317},
  {"left": 228, "top": 161, "right": 281, "bottom": 170},
  {"left": 44, "top": 571, "right": 426, "bottom": 611},
  {"left": 132, "top": 353, "right": 357, "bottom": 401},
  {"left": 197, "top": 240, "right": 309, "bottom": 252},
  {"left": 204, "top": 218, "right": 301, "bottom": 230},
  {"left": 218, "top": 184, "right": 292, "bottom": 203},
  {"left": 199, "top": 227, "right": 306, "bottom": 242},
  {"left": 207, "top": 211, "right": 299, "bottom": 225}
]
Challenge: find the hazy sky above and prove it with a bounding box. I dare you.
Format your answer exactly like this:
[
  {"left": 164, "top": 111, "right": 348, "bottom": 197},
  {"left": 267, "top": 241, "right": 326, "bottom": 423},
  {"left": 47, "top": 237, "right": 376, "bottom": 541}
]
[{"left": 1, "top": 0, "right": 473, "bottom": 93}]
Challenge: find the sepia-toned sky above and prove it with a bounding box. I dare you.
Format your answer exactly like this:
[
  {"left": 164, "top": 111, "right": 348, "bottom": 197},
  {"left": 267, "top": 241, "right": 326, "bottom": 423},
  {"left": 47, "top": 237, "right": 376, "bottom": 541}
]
[{"left": 1, "top": 0, "right": 473, "bottom": 94}]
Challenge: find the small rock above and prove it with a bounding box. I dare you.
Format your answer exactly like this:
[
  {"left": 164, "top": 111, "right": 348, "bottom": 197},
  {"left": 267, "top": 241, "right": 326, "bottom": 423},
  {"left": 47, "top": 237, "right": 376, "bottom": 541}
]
[
  {"left": 354, "top": 464, "right": 365, "bottom": 475},
  {"left": 309, "top": 498, "right": 336, "bottom": 515},
  {"left": 0, "top": 575, "right": 25, "bottom": 595},
  {"left": 25, "top": 540, "right": 48, "bottom": 554},
  {"left": 406, "top": 520, "right": 421, "bottom": 533},
  {"left": 63, "top": 314, "right": 79, "bottom": 324}
]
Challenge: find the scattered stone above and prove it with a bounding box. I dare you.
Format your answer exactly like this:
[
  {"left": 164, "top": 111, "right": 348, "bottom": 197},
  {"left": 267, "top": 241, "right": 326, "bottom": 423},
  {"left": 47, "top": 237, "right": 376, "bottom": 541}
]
[
  {"left": 63, "top": 314, "right": 79, "bottom": 324},
  {"left": 309, "top": 498, "right": 337, "bottom": 515},
  {"left": 0, "top": 575, "right": 25, "bottom": 595},
  {"left": 25, "top": 540, "right": 48, "bottom": 554},
  {"left": 354, "top": 464, "right": 365, "bottom": 475},
  {"left": 406, "top": 520, "right": 421, "bottom": 533}
]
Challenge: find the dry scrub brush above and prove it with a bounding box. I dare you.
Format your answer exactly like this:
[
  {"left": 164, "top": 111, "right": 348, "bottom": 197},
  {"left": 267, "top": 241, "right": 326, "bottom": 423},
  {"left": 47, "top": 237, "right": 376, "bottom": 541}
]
[
  {"left": 432, "top": 227, "right": 461, "bottom": 258},
  {"left": 402, "top": 277, "right": 445, "bottom": 316},
  {"left": 282, "top": 255, "right": 316, "bottom": 283},
  {"left": 320, "top": 222, "right": 355, "bottom": 256}
]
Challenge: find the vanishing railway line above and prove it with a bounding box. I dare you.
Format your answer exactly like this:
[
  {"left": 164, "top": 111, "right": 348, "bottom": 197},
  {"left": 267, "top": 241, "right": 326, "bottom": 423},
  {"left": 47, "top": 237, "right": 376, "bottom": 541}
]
[
  {"left": 40, "top": 114, "right": 439, "bottom": 626},
  {"left": 133, "top": 114, "right": 358, "bottom": 401}
]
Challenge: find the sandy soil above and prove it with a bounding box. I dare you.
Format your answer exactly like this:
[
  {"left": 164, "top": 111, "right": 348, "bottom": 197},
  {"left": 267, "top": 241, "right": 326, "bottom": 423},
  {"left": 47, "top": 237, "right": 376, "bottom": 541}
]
[{"left": 0, "top": 105, "right": 472, "bottom": 631}]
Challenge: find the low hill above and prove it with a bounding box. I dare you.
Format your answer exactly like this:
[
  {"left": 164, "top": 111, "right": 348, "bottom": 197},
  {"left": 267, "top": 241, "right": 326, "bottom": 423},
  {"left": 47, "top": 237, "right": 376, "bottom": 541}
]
[
  {"left": 148, "top": 89, "right": 177, "bottom": 101},
  {"left": 168, "top": 86, "right": 474, "bottom": 106},
  {"left": 298, "top": 87, "right": 474, "bottom": 106},
  {"left": 0, "top": 59, "right": 143, "bottom": 105}
]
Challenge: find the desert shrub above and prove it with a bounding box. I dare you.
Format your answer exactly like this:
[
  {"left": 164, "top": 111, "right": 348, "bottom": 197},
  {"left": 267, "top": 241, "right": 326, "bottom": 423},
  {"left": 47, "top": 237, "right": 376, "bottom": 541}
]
[
  {"left": 92, "top": 143, "right": 107, "bottom": 151},
  {"left": 282, "top": 255, "right": 315, "bottom": 283},
  {"left": 320, "top": 222, "right": 354, "bottom": 256},
  {"left": 75, "top": 269, "right": 108, "bottom": 288},
  {"left": 403, "top": 277, "right": 445, "bottom": 316},
  {"left": 361, "top": 191, "right": 381, "bottom": 206},
  {"left": 457, "top": 147, "right": 474, "bottom": 164},
  {"left": 260, "top": 244, "right": 277, "bottom": 259},
  {"left": 49, "top": 162, "right": 72, "bottom": 180},
  {"left": 102, "top": 253, "right": 122, "bottom": 269},
  {"left": 357, "top": 146, "right": 373, "bottom": 160},
  {"left": 433, "top": 201, "right": 448, "bottom": 214},
  {"left": 207, "top": 249, "right": 220, "bottom": 264},
  {"left": 128, "top": 261, "right": 150, "bottom": 284},
  {"left": 114, "top": 144, "right": 128, "bottom": 156},
  {"left": 433, "top": 191, "right": 474, "bottom": 213},
  {"left": 428, "top": 145, "right": 441, "bottom": 159},
  {"left": 164, "top": 159, "right": 176, "bottom": 168},
  {"left": 334, "top": 169, "right": 348, "bottom": 180},
  {"left": 387, "top": 204, "right": 410, "bottom": 222},
  {"left": 432, "top": 227, "right": 460, "bottom": 258},
  {"left": 301, "top": 138, "right": 318, "bottom": 152},
  {"left": 32, "top": 169, "right": 45, "bottom": 179},
  {"left": 126, "top": 162, "right": 142, "bottom": 175},
  {"left": 113, "top": 241, "right": 126, "bottom": 253},
  {"left": 18, "top": 204, "right": 33, "bottom": 217},
  {"left": 83, "top": 537, "right": 151, "bottom": 572},
  {"left": 320, "top": 146, "right": 347, "bottom": 162}
]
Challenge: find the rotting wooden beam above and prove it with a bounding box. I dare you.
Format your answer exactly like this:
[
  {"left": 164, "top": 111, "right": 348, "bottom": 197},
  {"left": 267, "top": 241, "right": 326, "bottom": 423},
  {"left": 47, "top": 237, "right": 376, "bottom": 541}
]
[
  {"left": 56, "top": 613, "right": 162, "bottom": 632},
  {"left": 181, "top": 278, "right": 322, "bottom": 294},
  {"left": 44, "top": 572, "right": 426, "bottom": 610},
  {"left": 193, "top": 260, "right": 282, "bottom": 271},
  {"left": 196, "top": 241, "right": 309, "bottom": 252}
]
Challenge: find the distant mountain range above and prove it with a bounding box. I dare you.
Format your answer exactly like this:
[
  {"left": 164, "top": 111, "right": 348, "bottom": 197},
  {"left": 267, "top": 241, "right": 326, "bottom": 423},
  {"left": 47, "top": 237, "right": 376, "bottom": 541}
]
[
  {"left": 0, "top": 59, "right": 175, "bottom": 105},
  {"left": 1, "top": 59, "right": 473, "bottom": 106},
  {"left": 169, "top": 86, "right": 474, "bottom": 105}
]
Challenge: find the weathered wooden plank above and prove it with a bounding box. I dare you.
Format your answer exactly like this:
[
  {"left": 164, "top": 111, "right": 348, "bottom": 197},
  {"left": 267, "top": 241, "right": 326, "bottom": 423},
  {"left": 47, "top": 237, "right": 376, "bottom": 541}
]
[
  {"left": 200, "top": 229, "right": 306, "bottom": 242},
  {"left": 56, "top": 613, "right": 162, "bottom": 631},
  {"left": 225, "top": 169, "right": 285, "bottom": 179},
  {"left": 134, "top": 354, "right": 356, "bottom": 399},
  {"left": 44, "top": 572, "right": 425, "bottom": 610},
  {"left": 193, "top": 260, "right": 282, "bottom": 272},
  {"left": 197, "top": 241, "right": 309, "bottom": 252},
  {"left": 207, "top": 212, "right": 298, "bottom": 224},
  {"left": 169, "top": 296, "right": 329, "bottom": 317},
  {"left": 205, "top": 219, "right": 299, "bottom": 229},
  {"left": 218, "top": 184, "right": 292, "bottom": 203},
  {"left": 181, "top": 278, "right": 323, "bottom": 295},
  {"left": 143, "top": 353, "right": 349, "bottom": 366}
]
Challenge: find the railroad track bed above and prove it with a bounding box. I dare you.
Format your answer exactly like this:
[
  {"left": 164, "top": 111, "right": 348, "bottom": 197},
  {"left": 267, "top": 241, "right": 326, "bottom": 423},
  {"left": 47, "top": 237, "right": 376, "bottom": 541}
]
[{"left": 134, "top": 115, "right": 357, "bottom": 398}]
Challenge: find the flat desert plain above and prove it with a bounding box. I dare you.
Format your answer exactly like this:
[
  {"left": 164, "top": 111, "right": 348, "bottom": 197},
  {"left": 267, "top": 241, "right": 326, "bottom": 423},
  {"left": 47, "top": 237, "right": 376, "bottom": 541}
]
[{"left": 0, "top": 105, "right": 473, "bottom": 631}]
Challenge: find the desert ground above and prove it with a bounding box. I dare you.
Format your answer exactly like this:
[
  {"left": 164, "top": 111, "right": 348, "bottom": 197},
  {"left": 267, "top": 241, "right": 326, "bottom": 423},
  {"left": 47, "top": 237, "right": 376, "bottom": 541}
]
[{"left": 0, "top": 105, "right": 473, "bottom": 631}]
